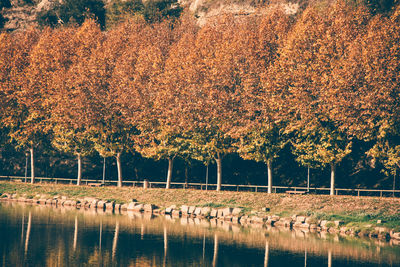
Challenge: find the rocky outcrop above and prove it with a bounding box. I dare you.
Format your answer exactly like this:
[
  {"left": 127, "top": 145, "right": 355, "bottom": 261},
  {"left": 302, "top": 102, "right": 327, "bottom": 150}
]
[{"left": 1, "top": 0, "right": 300, "bottom": 31}]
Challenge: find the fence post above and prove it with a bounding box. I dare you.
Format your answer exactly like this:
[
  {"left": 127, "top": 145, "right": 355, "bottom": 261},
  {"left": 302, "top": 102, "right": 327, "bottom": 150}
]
[{"left": 357, "top": 190, "right": 360, "bottom": 197}]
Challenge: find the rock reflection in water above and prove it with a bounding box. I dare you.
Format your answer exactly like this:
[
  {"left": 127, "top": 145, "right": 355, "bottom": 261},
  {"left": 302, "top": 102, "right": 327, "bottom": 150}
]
[{"left": 0, "top": 202, "right": 399, "bottom": 267}]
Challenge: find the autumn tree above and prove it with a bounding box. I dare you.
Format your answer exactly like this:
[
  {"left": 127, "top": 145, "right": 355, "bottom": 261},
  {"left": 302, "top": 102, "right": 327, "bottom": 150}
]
[
  {"left": 270, "top": 2, "right": 370, "bottom": 195},
  {"left": 363, "top": 9, "right": 400, "bottom": 178},
  {"left": 231, "top": 11, "right": 293, "bottom": 193},
  {"left": 333, "top": 7, "right": 400, "bottom": 180},
  {"left": 111, "top": 20, "right": 187, "bottom": 189},
  {"left": 62, "top": 20, "right": 133, "bottom": 187},
  {"left": 80, "top": 20, "right": 147, "bottom": 187},
  {"left": 159, "top": 16, "right": 244, "bottom": 191},
  {"left": 0, "top": 29, "right": 42, "bottom": 183}
]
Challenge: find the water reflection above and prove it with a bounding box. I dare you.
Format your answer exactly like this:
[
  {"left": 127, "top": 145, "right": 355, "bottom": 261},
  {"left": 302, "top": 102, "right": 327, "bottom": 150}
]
[
  {"left": 264, "top": 241, "right": 269, "bottom": 267},
  {"left": 0, "top": 202, "right": 399, "bottom": 267},
  {"left": 73, "top": 216, "right": 78, "bottom": 252},
  {"left": 328, "top": 250, "right": 332, "bottom": 267},
  {"left": 213, "top": 233, "right": 218, "bottom": 267},
  {"left": 112, "top": 220, "right": 119, "bottom": 260},
  {"left": 24, "top": 211, "right": 31, "bottom": 256}
]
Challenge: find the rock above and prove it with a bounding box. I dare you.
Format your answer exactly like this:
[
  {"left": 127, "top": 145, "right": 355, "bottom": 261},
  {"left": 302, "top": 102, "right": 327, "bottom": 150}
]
[
  {"left": 181, "top": 205, "right": 189, "bottom": 214},
  {"left": 274, "top": 218, "right": 292, "bottom": 228},
  {"left": 165, "top": 205, "right": 176, "bottom": 214},
  {"left": 232, "top": 216, "right": 241, "bottom": 223},
  {"left": 133, "top": 204, "right": 144, "bottom": 212},
  {"left": 153, "top": 209, "right": 161, "bottom": 214},
  {"left": 320, "top": 220, "right": 329, "bottom": 227},
  {"left": 172, "top": 210, "right": 181, "bottom": 217},
  {"left": 250, "top": 216, "right": 264, "bottom": 224},
  {"left": 188, "top": 206, "right": 196, "bottom": 215},
  {"left": 328, "top": 228, "right": 338, "bottom": 234},
  {"left": 377, "top": 220, "right": 386, "bottom": 224},
  {"left": 143, "top": 204, "right": 155, "bottom": 213},
  {"left": 97, "top": 201, "right": 105, "bottom": 210},
  {"left": 70, "top": 200, "right": 77, "bottom": 206},
  {"left": 261, "top": 207, "right": 270, "bottom": 212},
  {"left": 305, "top": 217, "right": 315, "bottom": 224},
  {"left": 293, "top": 221, "right": 302, "bottom": 228},
  {"left": 265, "top": 219, "right": 274, "bottom": 226},
  {"left": 375, "top": 227, "right": 388, "bottom": 234},
  {"left": 232, "top": 208, "right": 242, "bottom": 216},
  {"left": 210, "top": 209, "right": 218, "bottom": 218},
  {"left": 201, "top": 207, "right": 211, "bottom": 216},
  {"left": 194, "top": 207, "right": 202, "bottom": 216},
  {"left": 120, "top": 204, "right": 128, "bottom": 211},
  {"left": 90, "top": 200, "right": 98, "bottom": 209},
  {"left": 224, "top": 216, "right": 233, "bottom": 222},
  {"left": 114, "top": 203, "right": 121, "bottom": 212},
  {"left": 296, "top": 216, "right": 306, "bottom": 223},
  {"left": 391, "top": 232, "right": 400, "bottom": 240},
  {"left": 300, "top": 223, "right": 310, "bottom": 229},
  {"left": 222, "top": 207, "right": 233, "bottom": 217},
  {"left": 217, "top": 209, "right": 225, "bottom": 218},
  {"left": 105, "top": 202, "right": 115, "bottom": 210},
  {"left": 239, "top": 216, "right": 248, "bottom": 224},
  {"left": 127, "top": 202, "right": 138, "bottom": 211},
  {"left": 334, "top": 220, "right": 344, "bottom": 227}
]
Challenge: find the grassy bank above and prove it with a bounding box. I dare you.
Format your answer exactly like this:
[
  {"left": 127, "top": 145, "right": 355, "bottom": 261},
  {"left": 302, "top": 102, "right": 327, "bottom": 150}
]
[{"left": 1, "top": 181, "right": 400, "bottom": 231}]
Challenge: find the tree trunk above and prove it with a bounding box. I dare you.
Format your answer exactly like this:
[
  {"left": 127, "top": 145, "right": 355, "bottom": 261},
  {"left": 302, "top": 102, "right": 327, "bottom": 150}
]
[
  {"left": 77, "top": 153, "right": 82, "bottom": 186},
  {"left": 166, "top": 157, "right": 174, "bottom": 189},
  {"left": 330, "top": 163, "right": 336, "bottom": 196},
  {"left": 116, "top": 153, "right": 122, "bottom": 188},
  {"left": 216, "top": 155, "right": 222, "bottom": 191},
  {"left": 30, "top": 148, "right": 35, "bottom": 184},
  {"left": 267, "top": 159, "right": 273, "bottom": 194}
]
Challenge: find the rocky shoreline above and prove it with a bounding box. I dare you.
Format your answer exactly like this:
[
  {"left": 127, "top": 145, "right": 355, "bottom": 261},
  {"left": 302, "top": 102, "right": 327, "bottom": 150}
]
[{"left": 1, "top": 192, "right": 399, "bottom": 243}]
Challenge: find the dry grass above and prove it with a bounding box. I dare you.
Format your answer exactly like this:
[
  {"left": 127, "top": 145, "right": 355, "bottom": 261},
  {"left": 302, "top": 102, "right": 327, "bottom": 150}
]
[{"left": 1, "top": 181, "right": 400, "bottom": 228}]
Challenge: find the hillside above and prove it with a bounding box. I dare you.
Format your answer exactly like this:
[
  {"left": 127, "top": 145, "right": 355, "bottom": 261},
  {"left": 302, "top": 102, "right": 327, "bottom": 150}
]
[{"left": 0, "top": 0, "right": 301, "bottom": 31}]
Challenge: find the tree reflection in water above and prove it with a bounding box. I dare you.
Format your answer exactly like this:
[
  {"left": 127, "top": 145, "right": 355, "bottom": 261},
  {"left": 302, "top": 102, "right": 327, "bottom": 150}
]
[{"left": 0, "top": 202, "right": 399, "bottom": 267}]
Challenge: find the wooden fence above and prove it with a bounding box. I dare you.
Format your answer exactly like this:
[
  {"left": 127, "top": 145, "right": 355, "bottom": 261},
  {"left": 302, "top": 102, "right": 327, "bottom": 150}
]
[{"left": 0, "top": 175, "right": 399, "bottom": 198}]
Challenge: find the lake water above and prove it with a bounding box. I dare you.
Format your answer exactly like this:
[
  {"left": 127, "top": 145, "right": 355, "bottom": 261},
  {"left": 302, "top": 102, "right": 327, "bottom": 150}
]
[{"left": 0, "top": 202, "right": 399, "bottom": 267}]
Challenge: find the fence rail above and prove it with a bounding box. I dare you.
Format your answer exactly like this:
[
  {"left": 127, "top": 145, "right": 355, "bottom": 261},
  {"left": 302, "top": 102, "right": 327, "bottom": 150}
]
[{"left": 1, "top": 175, "right": 399, "bottom": 198}]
